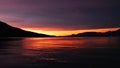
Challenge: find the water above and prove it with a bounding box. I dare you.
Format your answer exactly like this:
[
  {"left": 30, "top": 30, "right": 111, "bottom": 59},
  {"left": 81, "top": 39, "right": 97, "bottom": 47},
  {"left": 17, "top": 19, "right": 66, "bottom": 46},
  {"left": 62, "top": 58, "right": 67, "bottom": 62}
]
[{"left": 0, "top": 37, "right": 120, "bottom": 68}]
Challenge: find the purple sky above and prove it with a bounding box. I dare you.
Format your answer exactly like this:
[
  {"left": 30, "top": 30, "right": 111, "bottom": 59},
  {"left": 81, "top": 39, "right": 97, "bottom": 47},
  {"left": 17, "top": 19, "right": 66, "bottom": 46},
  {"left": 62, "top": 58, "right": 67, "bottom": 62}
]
[{"left": 0, "top": 0, "right": 120, "bottom": 31}]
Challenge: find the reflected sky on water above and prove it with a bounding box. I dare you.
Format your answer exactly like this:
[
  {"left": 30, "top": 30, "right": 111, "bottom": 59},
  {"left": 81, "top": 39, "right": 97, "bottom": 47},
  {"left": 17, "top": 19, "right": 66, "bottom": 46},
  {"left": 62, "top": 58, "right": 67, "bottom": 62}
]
[{"left": 0, "top": 37, "right": 120, "bottom": 68}]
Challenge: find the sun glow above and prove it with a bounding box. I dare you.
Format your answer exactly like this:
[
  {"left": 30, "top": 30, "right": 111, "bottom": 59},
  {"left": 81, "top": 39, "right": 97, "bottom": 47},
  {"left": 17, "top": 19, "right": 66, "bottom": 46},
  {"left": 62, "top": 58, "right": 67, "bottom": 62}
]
[{"left": 22, "top": 27, "right": 120, "bottom": 36}]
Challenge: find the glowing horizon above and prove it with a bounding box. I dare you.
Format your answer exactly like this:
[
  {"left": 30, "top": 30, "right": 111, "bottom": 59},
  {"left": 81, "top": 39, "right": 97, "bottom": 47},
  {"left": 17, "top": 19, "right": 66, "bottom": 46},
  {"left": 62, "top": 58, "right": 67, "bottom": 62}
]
[
  {"left": 4, "top": 21, "right": 120, "bottom": 36},
  {"left": 22, "top": 27, "right": 120, "bottom": 36}
]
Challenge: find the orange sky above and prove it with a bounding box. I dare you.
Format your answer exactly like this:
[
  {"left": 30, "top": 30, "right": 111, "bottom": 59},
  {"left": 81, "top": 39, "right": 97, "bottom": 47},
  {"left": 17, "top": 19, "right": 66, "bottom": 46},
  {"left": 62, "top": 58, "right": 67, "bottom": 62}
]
[
  {"left": 22, "top": 27, "right": 120, "bottom": 36},
  {"left": 7, "top": 21, "right": 119, "bottom": 36},
  {"left": 2, "top": 18, "right": 120, "bottom": 36},
  {"left": 0, "top": 0, "right": 119, "bottom": 36}
]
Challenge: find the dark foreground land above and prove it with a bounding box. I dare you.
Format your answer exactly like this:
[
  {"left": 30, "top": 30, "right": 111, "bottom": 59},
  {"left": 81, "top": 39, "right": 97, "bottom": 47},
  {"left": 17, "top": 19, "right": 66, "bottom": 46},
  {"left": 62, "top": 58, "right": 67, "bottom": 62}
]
[{"left": 0, "top": 37, "right": 120, "bottom": 68}]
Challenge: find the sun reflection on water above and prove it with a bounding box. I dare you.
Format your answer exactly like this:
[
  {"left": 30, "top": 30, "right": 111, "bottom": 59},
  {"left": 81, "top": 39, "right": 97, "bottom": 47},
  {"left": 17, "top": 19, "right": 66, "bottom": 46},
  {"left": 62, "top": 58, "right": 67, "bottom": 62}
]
[
  {"left": 22, "top": 37, "right": 114, "bottom": 50},
  {"left": 0, "top": 37, "right": 119, "bottom": 64}
]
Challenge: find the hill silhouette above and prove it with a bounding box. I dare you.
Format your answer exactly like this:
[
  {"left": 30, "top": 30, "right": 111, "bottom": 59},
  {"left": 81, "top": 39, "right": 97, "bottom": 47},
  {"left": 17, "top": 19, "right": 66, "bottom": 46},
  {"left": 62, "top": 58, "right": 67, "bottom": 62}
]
[
  {"left": 68, "top": 29, "right": 120, "bottom": 37},
  {"left": 0, "top": 21, "right": 52, "bottom": 37},
  {"left": 0, "top": 21, "right": 119, "bottom": 37}
]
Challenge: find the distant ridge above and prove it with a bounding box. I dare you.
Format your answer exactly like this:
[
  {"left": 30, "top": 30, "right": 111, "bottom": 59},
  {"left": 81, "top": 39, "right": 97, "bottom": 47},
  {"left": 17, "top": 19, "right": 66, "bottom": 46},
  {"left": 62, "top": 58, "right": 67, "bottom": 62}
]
[
  {"left": 67, "top": 29, "right": 120, "bottom": 37},
  {"left": 0, "top": 21, "right": 53, "bottom": 37}
]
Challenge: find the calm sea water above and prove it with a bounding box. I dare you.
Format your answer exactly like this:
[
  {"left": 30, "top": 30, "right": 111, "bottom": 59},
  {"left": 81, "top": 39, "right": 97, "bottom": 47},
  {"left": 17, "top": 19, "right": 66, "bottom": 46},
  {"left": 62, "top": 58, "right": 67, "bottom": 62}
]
[{"left": 0, "top": 37, "right": 120, "bottom": 68}]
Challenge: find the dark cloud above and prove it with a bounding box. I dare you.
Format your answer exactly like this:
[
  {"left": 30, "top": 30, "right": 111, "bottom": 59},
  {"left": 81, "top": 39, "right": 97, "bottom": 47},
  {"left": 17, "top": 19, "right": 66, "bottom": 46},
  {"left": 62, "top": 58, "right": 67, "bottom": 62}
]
[{"left": 0, "top": 0, "right": 119, "bottom": 30}]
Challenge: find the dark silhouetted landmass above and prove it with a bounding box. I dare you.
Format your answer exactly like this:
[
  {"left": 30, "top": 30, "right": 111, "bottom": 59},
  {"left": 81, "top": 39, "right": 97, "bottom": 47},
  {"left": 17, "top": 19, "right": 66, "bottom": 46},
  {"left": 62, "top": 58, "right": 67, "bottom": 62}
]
[
  {"left": 67, "top": 29, "right": 120, "bottom": 37},
  {"left": 0, "top": 21, "right": 53, "bottom": 37}
]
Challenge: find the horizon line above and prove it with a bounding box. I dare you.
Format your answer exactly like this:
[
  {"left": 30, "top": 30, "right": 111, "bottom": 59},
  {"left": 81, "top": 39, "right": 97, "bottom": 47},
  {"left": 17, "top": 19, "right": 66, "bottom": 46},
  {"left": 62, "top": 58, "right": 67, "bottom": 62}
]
[{"left": 23, "top": 27, "right": 120, "bottom": 36}]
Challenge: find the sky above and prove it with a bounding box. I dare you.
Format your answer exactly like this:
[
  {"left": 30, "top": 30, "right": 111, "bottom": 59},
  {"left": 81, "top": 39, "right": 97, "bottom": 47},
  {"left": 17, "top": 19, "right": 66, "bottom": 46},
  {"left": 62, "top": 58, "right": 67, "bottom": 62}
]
[{"left": 0, "top": 0, "right": 120, "bottom": 36}]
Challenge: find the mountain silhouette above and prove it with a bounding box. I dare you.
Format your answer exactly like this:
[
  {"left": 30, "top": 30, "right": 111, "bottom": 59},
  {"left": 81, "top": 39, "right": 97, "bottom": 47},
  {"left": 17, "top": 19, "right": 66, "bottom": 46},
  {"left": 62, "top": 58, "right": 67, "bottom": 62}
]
[
  {"left": 0, "top": 21, "right": 52, "bottom": 37},
  {"left": 68, "top": 29, "right": 120, "bottom": 37}
]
